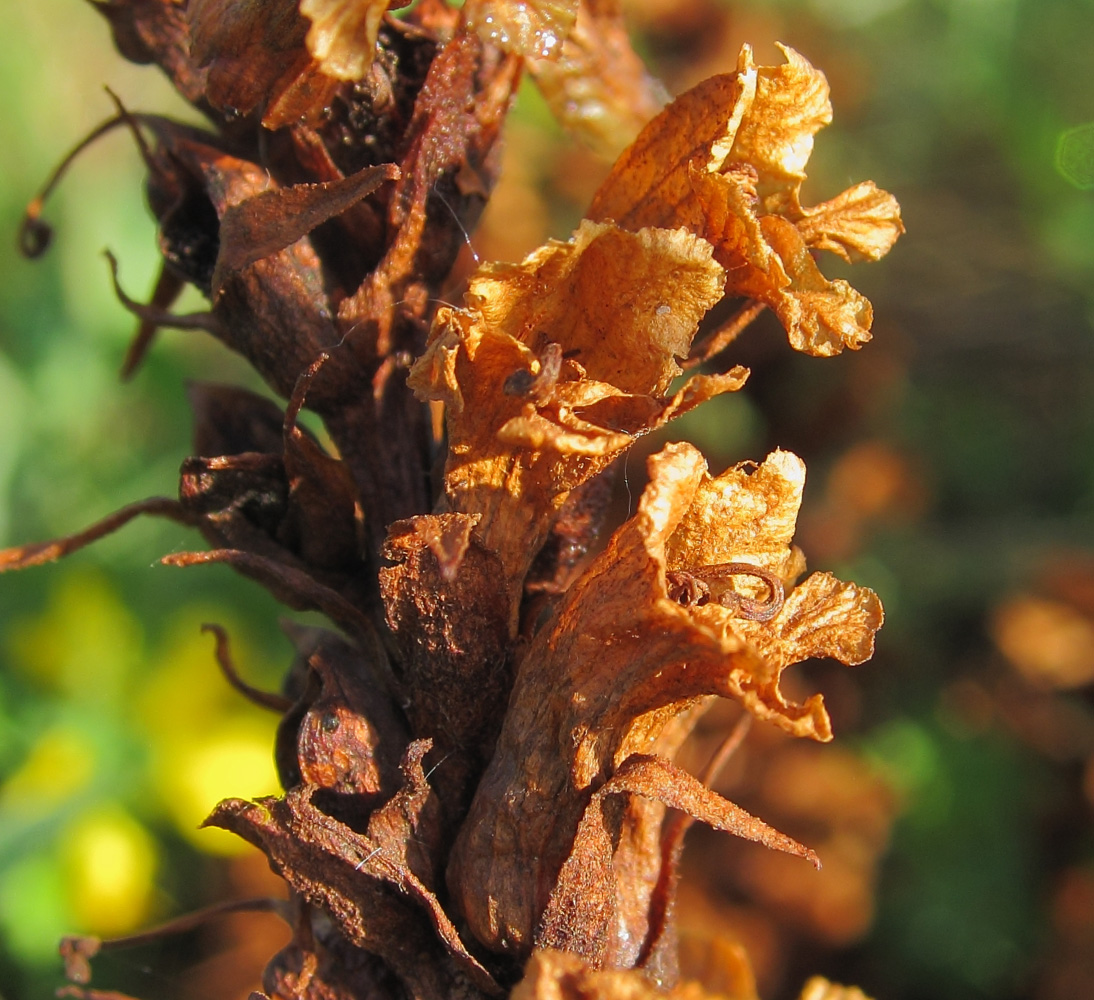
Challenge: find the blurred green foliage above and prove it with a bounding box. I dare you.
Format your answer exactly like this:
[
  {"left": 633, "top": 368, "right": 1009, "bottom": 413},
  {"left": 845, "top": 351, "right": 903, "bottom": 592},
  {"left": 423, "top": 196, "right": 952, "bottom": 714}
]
[{"left": 1, "top": 2, "right": 1093, "bottom": 999}]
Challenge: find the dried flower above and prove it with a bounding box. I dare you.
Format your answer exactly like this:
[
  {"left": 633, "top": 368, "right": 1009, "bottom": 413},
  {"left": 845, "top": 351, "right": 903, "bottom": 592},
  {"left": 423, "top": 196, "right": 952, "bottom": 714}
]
[
  {"left": 8, "top": 6, "right": 899, "bottom": 999},
  {"left": 588, "top": 44, "right": 903, "bottom": 356}
]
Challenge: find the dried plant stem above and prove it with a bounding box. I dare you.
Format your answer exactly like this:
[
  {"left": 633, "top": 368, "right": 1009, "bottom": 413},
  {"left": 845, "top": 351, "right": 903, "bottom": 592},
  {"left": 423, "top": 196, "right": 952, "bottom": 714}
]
[
  {"left": 60, "top": 897, "right": 289, "bottom": 985},
  {"left": 0, "top": 497, "right": 195, "bottom": 571},
  {"left": 201, "top": 622, "right": 294, "bottom": 712},
  {"left": 686, "top": 300, "right": 767, "bottom": 368}
]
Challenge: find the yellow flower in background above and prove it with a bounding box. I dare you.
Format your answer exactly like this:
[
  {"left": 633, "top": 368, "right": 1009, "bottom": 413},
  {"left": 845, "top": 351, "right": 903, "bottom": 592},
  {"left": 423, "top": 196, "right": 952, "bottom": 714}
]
[
  {"left": 62, "top": 806, "right": 158, "bottom": 935},
  {"left": 158, "top": 721, "right": 281, "bottom": 856}
]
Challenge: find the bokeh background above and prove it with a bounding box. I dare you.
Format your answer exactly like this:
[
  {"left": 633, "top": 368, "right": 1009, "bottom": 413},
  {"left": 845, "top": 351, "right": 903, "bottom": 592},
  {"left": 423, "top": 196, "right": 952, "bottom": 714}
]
[{"left": 2, "top": 1, "right": 1093, "bottom": 998}]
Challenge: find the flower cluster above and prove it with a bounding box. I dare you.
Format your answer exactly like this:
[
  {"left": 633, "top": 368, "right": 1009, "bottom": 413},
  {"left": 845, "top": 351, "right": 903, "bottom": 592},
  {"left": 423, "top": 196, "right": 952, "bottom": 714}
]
[{"left": 8, "top": 2, "right": 901, "bottom": 998}]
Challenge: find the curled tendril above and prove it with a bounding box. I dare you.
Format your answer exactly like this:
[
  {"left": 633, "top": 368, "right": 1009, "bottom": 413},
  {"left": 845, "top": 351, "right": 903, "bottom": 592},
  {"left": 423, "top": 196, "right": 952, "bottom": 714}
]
[{"left": 666, "top": 561, "right": 785, "bottom": 621}]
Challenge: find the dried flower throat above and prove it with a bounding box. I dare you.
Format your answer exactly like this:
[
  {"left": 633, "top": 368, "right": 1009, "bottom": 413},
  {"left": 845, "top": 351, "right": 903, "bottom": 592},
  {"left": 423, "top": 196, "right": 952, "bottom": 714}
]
[{"left": 8, "top": 2, "right": 901, "bottom": 999}]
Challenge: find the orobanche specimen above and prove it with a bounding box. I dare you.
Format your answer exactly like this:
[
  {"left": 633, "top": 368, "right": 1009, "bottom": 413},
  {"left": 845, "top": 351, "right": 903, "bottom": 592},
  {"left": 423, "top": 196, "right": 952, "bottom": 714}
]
[{"left": 8, "top": 2, "right": 902, "bottom": 999}]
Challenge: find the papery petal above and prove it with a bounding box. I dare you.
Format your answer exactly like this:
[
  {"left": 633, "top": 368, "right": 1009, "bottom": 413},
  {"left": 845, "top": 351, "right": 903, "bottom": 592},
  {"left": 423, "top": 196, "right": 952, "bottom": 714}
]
[
  {"left": 665, "top": 448, "right": 806, "bottom": 579},
  {"left": 687, "top": 601, "right": 833, "bottom": 740},
  {"left": 735, "top": 571, "right": 884, "bottom": 673},
  {"left": 300, "top": 0, "right": 391, "bottom": 80},
  {"left": 586, "top": 69, "right": 756, "bottom": 231},
  {"left": 796, "top": 181, "right": 905, "bottom": 264},
  {"left": 738, "top": 216, "right": 875, "bottom": 355},
  {"left": 467, "top": 221, "right": 724, "bottom": 395},
  {"left": 498, "top": 369, "right": 749, "bottom": 457},
  {"left": 724, "top": 43, "right": 831, "bottom": 216}
]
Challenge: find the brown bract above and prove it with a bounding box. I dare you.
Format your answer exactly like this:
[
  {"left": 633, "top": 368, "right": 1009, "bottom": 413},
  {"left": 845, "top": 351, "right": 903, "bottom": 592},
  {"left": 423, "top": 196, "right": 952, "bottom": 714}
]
[
  {"left": 89, "top": 0, "right": 209, "bottom": 108},
  {"left": 409, "top": 219, "right": 745, "bottom": 621},
  {"left": 449, "top": 442, "right": 880, "bottom": 961},
  {"left": 277, "top": 629, "right": 408, "bottom": 807},
  {"left": 189, "top": 0, "right": 342, "bottom": 127},
  {"left": 379, "top": 513, "right": 512, "bottom": 792},
  {"left": 587, "top": 44, "right": 903, "bottom": 356},
  {"left": 207, "top": 741, "right": 502, "bottom": 999},
  {"left": 106, "top": 115, "right": 374, "bottom": 400}
]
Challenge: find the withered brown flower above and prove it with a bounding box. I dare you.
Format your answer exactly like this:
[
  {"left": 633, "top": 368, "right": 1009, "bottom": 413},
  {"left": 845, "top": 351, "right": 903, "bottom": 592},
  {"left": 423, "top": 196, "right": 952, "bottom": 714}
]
[
  {"left": 8, "top": 5, "right": 899, "bottom": 999},
  {"left": 588, "top": 43, "right": 903, "bottom": 356},
  {"left": 449, "top": 443, "right": 879, "bottom": 962}
]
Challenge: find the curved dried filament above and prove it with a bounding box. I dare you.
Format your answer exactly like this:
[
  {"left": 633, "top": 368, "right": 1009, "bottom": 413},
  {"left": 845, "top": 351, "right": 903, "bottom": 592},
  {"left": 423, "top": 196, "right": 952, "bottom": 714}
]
[{"left": 667, "top": 561, "right": 785, "bottom": 621}]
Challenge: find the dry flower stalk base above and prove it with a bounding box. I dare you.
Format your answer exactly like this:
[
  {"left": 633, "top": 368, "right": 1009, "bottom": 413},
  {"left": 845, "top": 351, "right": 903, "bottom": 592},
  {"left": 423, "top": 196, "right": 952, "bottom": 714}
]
[{"left": 8, "top": 2, "right": 902, "bottom": 998}]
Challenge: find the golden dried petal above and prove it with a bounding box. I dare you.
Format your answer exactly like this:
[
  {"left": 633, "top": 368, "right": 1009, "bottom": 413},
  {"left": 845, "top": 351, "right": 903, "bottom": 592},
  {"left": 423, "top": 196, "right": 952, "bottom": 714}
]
[
  {"left": 469, "top": 221, "right": 724, "bottom": 395},
  {"left": 300, "top": 0, "right": 390, "bottom": 80},
  {"left": 742, "top": 215, "right": 876, "bottom": 356},
  {"left": 498, "top": 369, "right": 749, "bottom": 457},
  {"left": 466, "top": 0, "right": 578, "bottom": 59},
  {"left": 498, "top": 403, "right": 633, "bottom": 457},
  {"left": 686, "top": 601, "right": 832, "bottom": 740},
  {"left": 734, "top": 571, "right": 884, "bottom": 676},
  {"left": 797, "top": 181, "right": 906, "bottom": 264},
  {"left": 659, "top": 450, "right": 880, "bottom": 740},
  {"left": 586, "top": 69, "right": 756, "bottom": 231},
  {"left": 723, "top": 43, "right": 832, "bottom": 216},
  {"left": 653, "top": 168, "right": 877, "bottom": 355},
  {"left": 528, "top": 0, "right": 668, "bottom": 159},
  {"left": 665, "top": 448, "right": 806, "bottom": 581}
]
